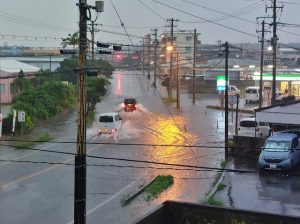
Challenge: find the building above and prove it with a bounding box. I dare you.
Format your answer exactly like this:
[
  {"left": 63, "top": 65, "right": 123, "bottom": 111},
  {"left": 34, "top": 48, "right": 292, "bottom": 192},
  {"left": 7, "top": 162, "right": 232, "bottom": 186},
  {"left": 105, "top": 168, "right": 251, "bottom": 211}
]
[
  {"left": 159, "top": 31, "right": 201, "bottom": 77},
  {"left": 253, "top": 69, "right": 300, "bottom": 96},
  {"left": 0, "top": 59, "right": 40, "bottom": 103}
]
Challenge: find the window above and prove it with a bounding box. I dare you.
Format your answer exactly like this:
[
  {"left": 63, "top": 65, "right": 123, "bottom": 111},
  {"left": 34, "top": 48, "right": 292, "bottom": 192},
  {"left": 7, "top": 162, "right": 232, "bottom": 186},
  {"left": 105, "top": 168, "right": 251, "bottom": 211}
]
[
  {"left": 186, "top": 47, "right": 192, "bottom": 51},
  {"left": 259, "top": 122, "right": 269, "bottom": 126},
  {"left": 0, "top": 83, "right": 5, "bottom": 94},
  {"left": 99, "top": 116, "right": 113, "bottom": 122},
  {"left": 185, "top": 36, "right": 192, "bottom": 41},
  {"left": 264, "top": 140, "right": 290, "bottom": 151},
  {"left": 245, "top": 89, "right": 258, "bottom": 94},
  {"left": 240, "top": 120, "right": 256, "bottom": 127}
]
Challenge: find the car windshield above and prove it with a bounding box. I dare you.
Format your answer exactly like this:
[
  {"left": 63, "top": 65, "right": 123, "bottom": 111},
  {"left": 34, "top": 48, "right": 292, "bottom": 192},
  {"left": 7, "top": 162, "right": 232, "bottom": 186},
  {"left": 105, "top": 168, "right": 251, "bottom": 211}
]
[
  {"left": 245, "top": 89, "right": 258, "bottom": 94},
  {"left": 264, "top": 140, "right": 290, "bottom": 152},
  {"left": 99, "top": 116, "right": 113, "bottom": 122},
  {"left": 240, "top": 120, "right": 256, "bottom": 127}
]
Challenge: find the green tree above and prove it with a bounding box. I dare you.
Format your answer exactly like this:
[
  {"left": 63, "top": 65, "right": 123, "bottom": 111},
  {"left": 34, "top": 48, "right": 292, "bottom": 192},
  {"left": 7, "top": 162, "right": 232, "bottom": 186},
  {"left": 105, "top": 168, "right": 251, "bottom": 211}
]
[
  {"left": 15, "top": 70, "right": 31, "bottom": 93},
  {"left": 61, "top": 32, "right": 79, "bottom": 49}
]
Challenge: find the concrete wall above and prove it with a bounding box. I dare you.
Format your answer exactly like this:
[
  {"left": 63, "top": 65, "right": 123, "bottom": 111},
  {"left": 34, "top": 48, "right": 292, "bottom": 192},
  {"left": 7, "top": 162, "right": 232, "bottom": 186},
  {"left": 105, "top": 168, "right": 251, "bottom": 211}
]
[
  {"left": 133, "top": 201, "right": 300, "bottom": 224},
  {"left": 231, "top": 135, "right": 267, "bottom": 157}
]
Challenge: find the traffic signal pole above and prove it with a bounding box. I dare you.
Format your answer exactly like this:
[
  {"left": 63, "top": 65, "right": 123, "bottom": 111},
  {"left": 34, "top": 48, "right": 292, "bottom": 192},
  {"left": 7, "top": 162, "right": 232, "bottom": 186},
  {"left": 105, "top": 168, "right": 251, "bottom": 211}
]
[
  {"left": 75, "top": 0, "right": 87, "bottom": 223},
  {"left": 224, "top": 42, "right": 229, "bottom": 160}
]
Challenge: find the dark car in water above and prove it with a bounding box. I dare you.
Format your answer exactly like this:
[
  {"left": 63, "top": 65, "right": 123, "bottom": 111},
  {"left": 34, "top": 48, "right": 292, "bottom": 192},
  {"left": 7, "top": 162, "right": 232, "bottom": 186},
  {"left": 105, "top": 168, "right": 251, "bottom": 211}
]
[{"left": 123, "top": 98, "right": 137, "bottom": 112}]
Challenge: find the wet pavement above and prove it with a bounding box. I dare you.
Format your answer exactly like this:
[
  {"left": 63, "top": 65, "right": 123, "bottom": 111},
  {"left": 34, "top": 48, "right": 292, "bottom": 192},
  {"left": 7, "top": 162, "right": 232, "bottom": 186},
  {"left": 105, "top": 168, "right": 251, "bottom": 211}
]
[{"left": 214, "top": 157, "right": 300, "bottom": 217}]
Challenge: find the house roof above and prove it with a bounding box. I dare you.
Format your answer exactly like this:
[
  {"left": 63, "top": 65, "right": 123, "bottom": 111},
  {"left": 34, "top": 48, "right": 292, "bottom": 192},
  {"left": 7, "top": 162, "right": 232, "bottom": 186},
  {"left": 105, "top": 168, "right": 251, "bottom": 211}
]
[
  {"left": 255, "top": 100, "right": 300, "bottom": 125},
  {"left": 0, "top": 59, "right": 40, "bottom": 74}
]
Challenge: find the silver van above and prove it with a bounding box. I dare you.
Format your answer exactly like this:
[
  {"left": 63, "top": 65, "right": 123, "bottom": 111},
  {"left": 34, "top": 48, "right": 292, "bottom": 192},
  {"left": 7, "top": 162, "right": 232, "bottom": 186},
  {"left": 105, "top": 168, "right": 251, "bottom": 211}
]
[{"left": 245, "top": 86, "right": 260, "bottom": 103}]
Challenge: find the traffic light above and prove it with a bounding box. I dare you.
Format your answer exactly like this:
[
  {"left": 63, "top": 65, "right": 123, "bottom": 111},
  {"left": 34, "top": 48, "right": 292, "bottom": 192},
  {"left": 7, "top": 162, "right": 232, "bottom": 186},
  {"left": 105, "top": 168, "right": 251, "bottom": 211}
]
[
  {"left": 97, "top": 42, "right": 110, "bottom": 48},
  {"left": 113, "top": 45, "right": 122, "bottom": 51},
  {"left": 60, "top": 49, "right": 78, "bottom": 54}
]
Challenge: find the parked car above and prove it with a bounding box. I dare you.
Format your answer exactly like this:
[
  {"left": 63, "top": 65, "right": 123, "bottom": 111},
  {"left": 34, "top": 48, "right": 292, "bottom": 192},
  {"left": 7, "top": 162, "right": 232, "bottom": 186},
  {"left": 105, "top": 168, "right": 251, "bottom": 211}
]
[
  {"left": 123, "top": 98, "right": 137, "bottom": 112},
  {"left": 97, "top": 112, "right": 122, "bottom": 136},
  {"left": 229, "top": 85, "right": 241, "bottom": 96},
  {"left": 258, "top": 133, "right": 300, "bottom": 171},
  {"left": 245, "top": 86, "right": 260, "bottom": 103},
  {"left": 238, "top": 117, "right": 270, "bottom": 138}
]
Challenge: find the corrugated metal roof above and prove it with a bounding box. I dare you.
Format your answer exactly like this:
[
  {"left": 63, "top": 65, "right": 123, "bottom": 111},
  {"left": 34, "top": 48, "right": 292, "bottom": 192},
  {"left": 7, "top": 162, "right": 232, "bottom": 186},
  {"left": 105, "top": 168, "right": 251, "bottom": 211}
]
[{"left": 0, "top": 59, "right": 40, "bottom": 74}]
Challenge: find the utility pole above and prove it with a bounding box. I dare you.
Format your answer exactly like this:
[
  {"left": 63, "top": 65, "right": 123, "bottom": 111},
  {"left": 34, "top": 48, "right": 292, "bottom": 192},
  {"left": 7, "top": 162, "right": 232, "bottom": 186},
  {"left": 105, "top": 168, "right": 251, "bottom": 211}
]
[
  {"left": 75, "top": 0, "right": 87, "bottom": 223},
  {"left": 91, "top": 21, "right": 95, "bottom": 67},
  {"left": 176, "top": 52, "right": 180, "bottom": 109},
  {"left": 147, "top": 35, "right": 151, "bottom": 79},
  {"left": 152, "top": 29, "right": 158, "bottom": 87},
  {"left": 142, "top": 37, "right": 145, "bottom": 76},
  {"left": 224, "top": 41, "right": 229, "bottom": 160},
  {"left": 258, "top": 20, "right": 266, "bottom": 108},
  {"left": 192, "top": 29, "right": 197, "bottom": 104},
  {"left": 167, "top": 18, "right": 178, "bottom": 97},
  {"left": 268, "top": 0, "right": 283, "bottom": 105}
]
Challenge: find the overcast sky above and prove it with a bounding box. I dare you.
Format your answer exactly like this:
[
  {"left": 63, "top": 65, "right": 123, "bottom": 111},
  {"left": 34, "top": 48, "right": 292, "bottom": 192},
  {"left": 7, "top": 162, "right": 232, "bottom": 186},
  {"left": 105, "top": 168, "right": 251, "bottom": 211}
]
[{"left": 1, "top": 0, "right": 299, "bottom": 47}]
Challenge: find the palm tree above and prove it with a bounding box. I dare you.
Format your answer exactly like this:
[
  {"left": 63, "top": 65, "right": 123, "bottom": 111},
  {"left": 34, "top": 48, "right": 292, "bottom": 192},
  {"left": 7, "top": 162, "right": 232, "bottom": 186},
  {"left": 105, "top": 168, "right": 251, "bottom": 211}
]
[{"left": 61, "top": 32, "right": 79, "bottom": 49}]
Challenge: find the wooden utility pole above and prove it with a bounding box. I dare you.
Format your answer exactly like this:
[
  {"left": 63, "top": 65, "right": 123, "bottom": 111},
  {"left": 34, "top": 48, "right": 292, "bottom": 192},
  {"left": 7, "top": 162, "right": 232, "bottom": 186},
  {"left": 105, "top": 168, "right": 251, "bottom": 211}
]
[
  {"left": 75, "top": 0, "right": 87, "bottom": 223},
  {"left": 259, "top": 20, "right": 265, "bottom": 108},
  {"left": 192, "top": 29, "right": 196, "bottom": 104},
  {"left": 152, "top": 29, "right": 158, "bottom": 87},
  {"left": 176, "top": 52, "right": 180, "bottom": 109},
  {"left": 224, "top": 42, "right": 229, "bottom": 160}
]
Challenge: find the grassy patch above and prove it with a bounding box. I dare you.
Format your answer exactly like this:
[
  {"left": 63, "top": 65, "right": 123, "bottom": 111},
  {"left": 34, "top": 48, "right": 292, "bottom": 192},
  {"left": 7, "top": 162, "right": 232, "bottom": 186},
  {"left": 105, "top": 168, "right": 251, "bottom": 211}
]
[
  {"left": 15, "top": 133, "right": 52, "bottom": 149},
  {"left": 216, "top": 183, "right": 226, "bottom": 192},
  {"left": 163, "top": 97, "right": 176, "bottom": 104},
  {"left": 220, "top": 159, "right": 227, "bottom": 169},
  {"left": 86, "top": 110, "right": 96, "bottom": 127},
  {"left": 144, "top": 175, "right": 174, "bottom": 201},
  {"left": 203, "top": 197, "right": 224, "bottom": 207},
  {"left": 120, "top": 194, "right": 130, "bottom": 207}
]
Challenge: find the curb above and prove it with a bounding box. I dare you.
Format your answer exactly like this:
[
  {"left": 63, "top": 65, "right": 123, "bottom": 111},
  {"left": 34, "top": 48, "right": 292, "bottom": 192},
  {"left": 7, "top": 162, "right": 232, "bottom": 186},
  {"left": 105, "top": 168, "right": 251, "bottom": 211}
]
[
  {"left": 206, "top": 105, "right": 254, "bottom": 114},
  {"left": 206, "top": 171, "right": 226, "bottom": 199},
  {"left": 122, "top": 177, "right": 157, "bottom": 205}
]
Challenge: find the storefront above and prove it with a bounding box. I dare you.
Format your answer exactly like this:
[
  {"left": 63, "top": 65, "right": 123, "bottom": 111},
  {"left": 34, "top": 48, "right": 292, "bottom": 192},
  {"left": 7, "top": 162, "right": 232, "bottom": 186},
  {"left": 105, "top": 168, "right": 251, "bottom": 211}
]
[{"left": 253, "top": 72, "right": 300, "bottom": 97}]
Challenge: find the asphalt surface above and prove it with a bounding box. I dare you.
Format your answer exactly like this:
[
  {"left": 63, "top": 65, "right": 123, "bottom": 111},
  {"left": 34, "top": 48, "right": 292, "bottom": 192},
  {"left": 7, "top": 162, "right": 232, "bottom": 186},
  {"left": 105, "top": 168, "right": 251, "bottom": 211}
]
[
  {"left": 215, "top": 157, "right": 300, "bottom": 217},
  {"left": 0, "top": 71, "right": 225, "bottom": 224}
]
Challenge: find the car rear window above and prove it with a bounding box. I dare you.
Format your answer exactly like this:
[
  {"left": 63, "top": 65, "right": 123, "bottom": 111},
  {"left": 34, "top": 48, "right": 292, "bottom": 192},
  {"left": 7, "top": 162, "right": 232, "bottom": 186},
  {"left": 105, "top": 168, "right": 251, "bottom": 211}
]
[
  {"left": 99, "top": 116, "right": 113, "bottom": 122},
  {"left": 245, "top": 89, "right": 258, "bottom": 94},
  {"left": 259, "top": 122, "right": 269, "bottom": 126},
  {"left": 124, "top": 99, "right": 136, "bottom": 104},
  {"left": 240, "top": 120, "right": 256, "bottom": 127}
]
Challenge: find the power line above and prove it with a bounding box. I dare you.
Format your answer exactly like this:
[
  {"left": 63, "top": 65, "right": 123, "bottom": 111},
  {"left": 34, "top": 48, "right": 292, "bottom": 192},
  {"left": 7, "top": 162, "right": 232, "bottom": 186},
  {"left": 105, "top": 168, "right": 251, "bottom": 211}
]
[{"left": 151, "top": 0, "right": 258, "bottom": 38}]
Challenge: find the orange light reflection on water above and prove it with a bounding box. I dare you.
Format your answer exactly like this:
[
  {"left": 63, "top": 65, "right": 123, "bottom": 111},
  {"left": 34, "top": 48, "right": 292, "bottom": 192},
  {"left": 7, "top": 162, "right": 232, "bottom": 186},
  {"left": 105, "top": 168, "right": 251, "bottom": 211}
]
[{"left": 146, "top": 116, "right": 198, "bottom": 164}]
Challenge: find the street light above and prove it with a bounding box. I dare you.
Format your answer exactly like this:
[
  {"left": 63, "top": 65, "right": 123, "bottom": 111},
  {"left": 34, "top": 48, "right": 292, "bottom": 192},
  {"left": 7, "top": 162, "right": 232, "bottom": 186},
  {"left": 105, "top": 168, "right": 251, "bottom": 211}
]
[{"left": 167, "top": 45, "right": 180, "bottom": 109}]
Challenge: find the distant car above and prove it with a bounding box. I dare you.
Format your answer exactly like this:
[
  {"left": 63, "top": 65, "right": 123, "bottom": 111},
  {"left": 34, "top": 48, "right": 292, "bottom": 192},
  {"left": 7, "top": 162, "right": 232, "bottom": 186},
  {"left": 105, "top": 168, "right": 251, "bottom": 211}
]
[
  {"left": 123, "top": 98, "right": 137, "bottom": 112},
  {"left": 229, "top": 85, "right": 241, "bottom": 96},
  {"left": 238, "top": 117, "right": 270, "bottom": 138},
  {"left": 97, "top": 112, "right": 122, "bottom": 136},
  {"left": 258, "top": 133, "right": 300, "bottom": 171},
  {"left": 245, "top": 86, "right": 260, "bottom": 103}
]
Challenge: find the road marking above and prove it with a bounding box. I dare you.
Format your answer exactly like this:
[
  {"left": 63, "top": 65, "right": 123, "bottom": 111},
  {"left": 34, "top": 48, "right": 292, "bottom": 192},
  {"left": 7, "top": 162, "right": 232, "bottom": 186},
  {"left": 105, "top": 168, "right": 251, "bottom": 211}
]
[
  {"left": 0, "top": 145, "right": 99, "bottom": 188},
  {"left": 66, "top": 181, "right": 136, "bottom": 224}
]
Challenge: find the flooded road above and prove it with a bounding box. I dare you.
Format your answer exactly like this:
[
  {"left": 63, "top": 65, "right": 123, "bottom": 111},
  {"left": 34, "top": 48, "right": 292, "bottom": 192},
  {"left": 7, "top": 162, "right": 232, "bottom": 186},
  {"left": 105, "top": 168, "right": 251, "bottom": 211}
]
[{"left": 0, "top": 70, "right": 225, "bottom": 224}]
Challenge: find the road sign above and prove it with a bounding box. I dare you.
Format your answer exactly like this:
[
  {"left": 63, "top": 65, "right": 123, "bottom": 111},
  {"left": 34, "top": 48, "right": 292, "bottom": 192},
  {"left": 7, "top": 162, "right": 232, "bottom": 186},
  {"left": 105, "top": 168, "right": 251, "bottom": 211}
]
[
  {"left": 18, "top": 111, "right": 25, "bottom": 122},
  {"left": 216, "top": 75, "right": 225, "bottom": 91}
]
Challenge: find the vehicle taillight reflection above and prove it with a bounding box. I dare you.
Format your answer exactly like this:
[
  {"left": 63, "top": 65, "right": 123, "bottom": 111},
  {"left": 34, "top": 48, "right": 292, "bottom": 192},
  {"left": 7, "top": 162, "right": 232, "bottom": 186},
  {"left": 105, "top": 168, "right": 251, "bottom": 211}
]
[{"left": 116, "top": 72, "right": 122, "bottom": 96}]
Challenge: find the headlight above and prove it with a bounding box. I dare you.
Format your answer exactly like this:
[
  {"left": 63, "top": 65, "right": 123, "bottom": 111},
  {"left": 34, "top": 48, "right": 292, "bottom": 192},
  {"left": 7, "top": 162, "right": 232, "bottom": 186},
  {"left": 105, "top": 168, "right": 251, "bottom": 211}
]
[{"left": 283, "top": 155, "right": 290, "bottom": 160}]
